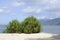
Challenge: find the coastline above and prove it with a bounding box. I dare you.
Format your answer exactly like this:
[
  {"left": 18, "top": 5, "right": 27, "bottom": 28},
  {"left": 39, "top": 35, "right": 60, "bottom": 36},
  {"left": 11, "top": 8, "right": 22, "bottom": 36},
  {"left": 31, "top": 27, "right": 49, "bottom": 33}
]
[{"left": 0, "top": 33, "right": 59, "bottom": 40}]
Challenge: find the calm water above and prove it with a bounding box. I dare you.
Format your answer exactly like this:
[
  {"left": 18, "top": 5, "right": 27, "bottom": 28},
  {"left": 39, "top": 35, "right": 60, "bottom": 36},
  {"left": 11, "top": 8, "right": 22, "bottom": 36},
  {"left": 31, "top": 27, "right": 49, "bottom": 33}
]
[
  {"left": 0, "top": 25, "right": 7, "bottom": 33},
  {"left": 0, "top": 25, "right": 60, "bottom": 34},
  {"left": 42, "top": 25, "right": 60, "bottom": 34}
]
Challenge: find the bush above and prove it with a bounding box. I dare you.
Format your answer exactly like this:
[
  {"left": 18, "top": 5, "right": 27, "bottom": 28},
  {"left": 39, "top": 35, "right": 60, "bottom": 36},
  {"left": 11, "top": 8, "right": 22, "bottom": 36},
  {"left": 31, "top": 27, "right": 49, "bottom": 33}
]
[
  {"left": 22, "top": 16, "right": 41, "bottom": 33},
  {"left": 4, "top": 20, "right": 22, "bottom": 33},
  {"left": 3, "top": 16, "right": 41, "bottom": 33}
]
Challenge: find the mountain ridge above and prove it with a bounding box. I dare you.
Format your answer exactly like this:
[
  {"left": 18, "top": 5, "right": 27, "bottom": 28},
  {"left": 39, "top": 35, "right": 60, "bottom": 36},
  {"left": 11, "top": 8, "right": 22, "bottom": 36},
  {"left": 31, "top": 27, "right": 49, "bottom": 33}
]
[{"left": 39, "top": 18, "right": 60, "bottom": 25}]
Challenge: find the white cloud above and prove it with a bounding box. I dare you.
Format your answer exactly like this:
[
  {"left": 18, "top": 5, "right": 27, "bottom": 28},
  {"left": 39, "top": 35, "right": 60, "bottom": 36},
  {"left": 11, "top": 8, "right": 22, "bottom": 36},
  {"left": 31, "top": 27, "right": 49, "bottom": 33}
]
[
  {"left": 35, "top": 16, "right": 47, "bottom": 19},
  {"left": 0, "top": 9, "right": 4, "bottom": 12},
  {"left": 5, "top": 10, "right": 10, "bottom": 13},
  {"left": 22, "top": 6, "right": 35, "bottom": 13},
  {"left": 22, "top": 6, "right": 41, "bottom": 13},
  {"left": 0, "top": 8, "right": 10, "bottom": 13},
  {"left": 36, "top": 9, "right": 41, "bottom": 13},
  {"left": 49, "top": 18, "right": 54, "bottom": 19},
  {"left": 12, "top": 2, "right": 25, "bottom": 7},
  {"left": 40, "top": 16, "right": 46, "bottom": 19},
  {"left": 49, "top": 0, "right": 57, "bottom": 4},
  {"left": 2, "top": 7, "right": 7, "bottom": 9},
  {"left": 43, "top": 0, "right": 56, "bottom": 4}
]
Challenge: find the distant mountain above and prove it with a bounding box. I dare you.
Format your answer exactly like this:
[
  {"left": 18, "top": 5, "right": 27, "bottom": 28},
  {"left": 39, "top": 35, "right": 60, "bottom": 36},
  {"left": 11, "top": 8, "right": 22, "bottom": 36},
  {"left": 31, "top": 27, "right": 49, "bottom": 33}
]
[
  {"left": 39, "top": 18, "right": 60, "bottom": 25},
  {"left": 39, "top": 19, "right": 51, "bottom": 25},
  {"left": 46, "top": 18, "right": 60, "bottom": 25}
]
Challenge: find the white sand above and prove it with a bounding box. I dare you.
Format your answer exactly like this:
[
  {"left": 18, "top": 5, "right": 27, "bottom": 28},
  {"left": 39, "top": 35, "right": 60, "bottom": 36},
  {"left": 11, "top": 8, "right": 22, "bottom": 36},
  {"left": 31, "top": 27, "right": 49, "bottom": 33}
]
[{"left": 0, "top": 33, "right": 58, "bottom": 40}]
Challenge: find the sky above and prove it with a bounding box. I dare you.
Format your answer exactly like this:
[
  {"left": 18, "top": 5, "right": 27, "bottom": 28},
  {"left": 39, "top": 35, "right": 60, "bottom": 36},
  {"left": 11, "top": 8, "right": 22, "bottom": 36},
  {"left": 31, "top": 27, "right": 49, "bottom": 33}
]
[{"left": 0, "top": 0, "right": 60, "bottom": 24}]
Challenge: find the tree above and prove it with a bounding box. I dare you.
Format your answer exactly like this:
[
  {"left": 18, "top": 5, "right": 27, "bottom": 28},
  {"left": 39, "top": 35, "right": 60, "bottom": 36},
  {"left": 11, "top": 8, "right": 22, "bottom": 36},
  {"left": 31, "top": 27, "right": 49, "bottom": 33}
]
[
  {"left": 3, "top": 16, "right": 41, "bottom": 33},
  {"left": 22, "top": 16, "right": 41, "bottom": 33},
  {"left": 4, "top": 20, "right": 22, "bottom": 33}
]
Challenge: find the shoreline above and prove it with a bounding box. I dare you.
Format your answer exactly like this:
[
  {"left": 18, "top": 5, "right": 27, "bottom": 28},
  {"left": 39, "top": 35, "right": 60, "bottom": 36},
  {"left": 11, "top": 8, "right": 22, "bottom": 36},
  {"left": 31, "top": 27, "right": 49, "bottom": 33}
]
[{"left": 0, "top": 33, "right": 59, "bottom": 40}]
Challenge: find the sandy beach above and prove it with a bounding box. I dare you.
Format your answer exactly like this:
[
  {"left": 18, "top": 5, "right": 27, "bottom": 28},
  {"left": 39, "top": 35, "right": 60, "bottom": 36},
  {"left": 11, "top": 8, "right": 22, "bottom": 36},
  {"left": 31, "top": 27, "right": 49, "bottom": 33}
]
[{"left": 0, "top": 33, "right": 59, "bottom": 40}]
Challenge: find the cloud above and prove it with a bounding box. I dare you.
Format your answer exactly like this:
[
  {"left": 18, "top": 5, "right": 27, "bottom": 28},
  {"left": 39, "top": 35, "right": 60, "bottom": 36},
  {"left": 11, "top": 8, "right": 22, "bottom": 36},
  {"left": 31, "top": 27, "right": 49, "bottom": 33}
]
[
  {"left": 13, "top": 0, "right": 60, "bottom": 19},
  {"left": 0, "top": 9, "right": 4, "bottom": 12},
  {"left": 12, "top": 1, "right": 25, "bottom": 7},
  {"left": 36, "top": 16, "right": 46, "bottom": 19},
  {"left": 0, "top": 8, "right": 10, "bottom": 13},
  {"left": 35, "top": 0, "right": 60, "bottom": 18},
  {"left": 36, "top": 9, "right": 41, "bottom": 13},
  {"left": 5, "top": 10, "right": 10, "bottom": 13},
  {"left": 22, "top": 6, "right": 41, "bottom": 13},
  {"left": 22, "top": 6, "right": 35, "bottom": 13},
  {"left": 0, "top": 0, "right": 59, "bottom": 19}
]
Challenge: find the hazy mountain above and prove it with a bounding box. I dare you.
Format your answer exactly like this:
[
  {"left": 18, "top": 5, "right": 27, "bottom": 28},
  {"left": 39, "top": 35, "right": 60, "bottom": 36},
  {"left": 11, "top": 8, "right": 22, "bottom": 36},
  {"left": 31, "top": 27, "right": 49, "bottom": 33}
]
[
  {"left": 39, "top": 18, "right": 60, "bottom": 25},
  {"left": 39, "top": 19, "right": 51, "bottom": 25},
  {"left": 46, "top": 18, "right": 60, "bottom": 25}
]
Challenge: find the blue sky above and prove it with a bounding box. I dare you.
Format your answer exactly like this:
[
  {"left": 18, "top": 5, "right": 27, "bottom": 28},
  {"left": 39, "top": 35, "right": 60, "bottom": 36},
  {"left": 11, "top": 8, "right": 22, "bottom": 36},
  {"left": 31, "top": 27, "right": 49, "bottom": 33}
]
[{"left": 0, "top": 0, "right": 60, "bottom": 24}]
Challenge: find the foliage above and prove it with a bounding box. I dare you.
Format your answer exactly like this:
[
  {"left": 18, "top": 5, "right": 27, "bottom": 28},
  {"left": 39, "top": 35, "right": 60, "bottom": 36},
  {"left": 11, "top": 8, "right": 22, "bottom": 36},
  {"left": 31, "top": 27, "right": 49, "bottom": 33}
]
[
  {"left": 4, "top": 20, "right": 22, "bottom": 33},
  {"left": 4, "top": 16, "right": 41, "bottom": 33},
  {"left": 22, "top": 16, "right": 41, "bottom": 33}
]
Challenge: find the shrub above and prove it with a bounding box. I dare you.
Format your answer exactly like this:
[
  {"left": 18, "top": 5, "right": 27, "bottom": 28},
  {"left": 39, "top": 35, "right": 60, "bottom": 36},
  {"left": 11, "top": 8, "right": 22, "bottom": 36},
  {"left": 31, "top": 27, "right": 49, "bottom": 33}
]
[
  {"left": 3, "top": 16, "right": 41, "bottom": 33},
  {"left": 22, "top": 16, "right": 41, "bottom": 33},
  {"left": 4, "top": 20, "right": 22, "bottom": 33}
]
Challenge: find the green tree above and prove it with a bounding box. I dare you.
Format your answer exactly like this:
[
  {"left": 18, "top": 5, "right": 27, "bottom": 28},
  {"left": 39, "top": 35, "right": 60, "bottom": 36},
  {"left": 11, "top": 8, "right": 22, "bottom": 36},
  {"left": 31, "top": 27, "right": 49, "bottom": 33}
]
[
  {"left": 3, "top": 16, "right": 41, "bottom": 33},
  {"left": 22, "top": 16, "right": 41, "bottom": 33},
  {"left": 4, "top": 20, "right": 22, "bottom": 33}
]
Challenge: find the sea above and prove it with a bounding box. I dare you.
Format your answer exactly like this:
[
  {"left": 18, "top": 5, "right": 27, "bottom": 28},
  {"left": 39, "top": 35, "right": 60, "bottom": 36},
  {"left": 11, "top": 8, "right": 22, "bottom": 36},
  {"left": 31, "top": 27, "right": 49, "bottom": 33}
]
[
  {"left": 42, "top": 25, "right": 60, "bottom": 34},
  {"left": 0, "top": 25, "right": 60, "bottom": 34}
]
